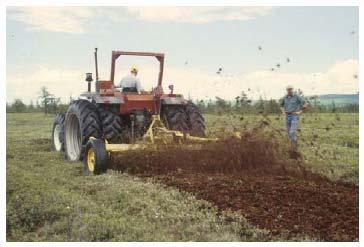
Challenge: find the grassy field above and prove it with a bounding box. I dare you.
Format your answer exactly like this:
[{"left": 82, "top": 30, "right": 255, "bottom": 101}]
[{"left": 6, "top": 112, "right": 358, "bottom": 241}]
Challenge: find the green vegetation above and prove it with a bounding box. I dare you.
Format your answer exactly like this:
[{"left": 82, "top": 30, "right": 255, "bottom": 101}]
[{"left": 6, "top": 113, "right": 266, "bottom": 241}]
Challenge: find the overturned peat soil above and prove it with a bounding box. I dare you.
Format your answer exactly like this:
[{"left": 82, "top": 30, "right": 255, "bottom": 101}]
[{"left": 109, "top": 130, "right": 358, "bottom": 241}]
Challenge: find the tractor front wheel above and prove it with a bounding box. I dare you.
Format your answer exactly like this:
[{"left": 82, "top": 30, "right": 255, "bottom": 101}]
[{"left": 51, "top": 113, "right": 65, "bottom": 151}]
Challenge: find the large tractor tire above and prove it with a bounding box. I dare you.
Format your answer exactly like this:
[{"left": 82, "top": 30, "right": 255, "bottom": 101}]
[
  {"left": 98, "top": 107, "right": 123, "bottom": 143},
  {"left": 64, "top": 100, "right": 102, "bottom": 161},
  {"left": 51, "top": 113, "right": 65, "bottom": 151},
  {"left": 184, "top": 101, "right": 206, "bottom": 137},
  {"left": 161, "top": 105, "right": 190, "bottom": 133}
]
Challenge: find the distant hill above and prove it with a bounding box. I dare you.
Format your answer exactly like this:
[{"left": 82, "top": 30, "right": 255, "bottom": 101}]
[{"left": 312, "top": 94, "right": 359, "bottom": 106}]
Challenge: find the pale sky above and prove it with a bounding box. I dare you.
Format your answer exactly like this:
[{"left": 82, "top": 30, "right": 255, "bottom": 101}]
[{"left": 6, "top": 6, "right": 359, "bottom": 104}]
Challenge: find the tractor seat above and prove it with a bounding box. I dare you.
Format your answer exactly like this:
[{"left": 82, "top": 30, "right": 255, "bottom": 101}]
[{"left": 122, "top": 87, "right": 138, "bottom": 93}]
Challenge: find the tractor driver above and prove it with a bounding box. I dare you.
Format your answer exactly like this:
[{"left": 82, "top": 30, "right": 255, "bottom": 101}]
[{"left": 118, "top": 65, "right": 144, "bottom": 94}]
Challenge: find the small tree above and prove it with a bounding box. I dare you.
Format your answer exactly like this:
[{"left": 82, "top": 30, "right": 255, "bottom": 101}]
[{"left": 38, "top": 86, "right": 55, "bottom": 114}]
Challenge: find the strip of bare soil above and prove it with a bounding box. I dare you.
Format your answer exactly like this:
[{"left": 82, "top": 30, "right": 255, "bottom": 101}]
[{"left": 109, "top": 131, "right": 358, "bottom": 241}]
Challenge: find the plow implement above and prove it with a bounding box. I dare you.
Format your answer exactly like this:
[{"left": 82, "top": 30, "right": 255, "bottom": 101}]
[{"left": 83, "top": 115, "right": 220, "bottom": 175}]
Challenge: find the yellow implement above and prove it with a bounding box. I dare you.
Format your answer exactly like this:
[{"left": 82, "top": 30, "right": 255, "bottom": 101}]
[
  {"left": 98, "top": 115, "right": 218, "bottom": 152},
  {"left": 84, "top": 115, "right": 219, "bottom": 175},
  {"left": 142, "top": 115, "right": 218, "bottom": 144}
]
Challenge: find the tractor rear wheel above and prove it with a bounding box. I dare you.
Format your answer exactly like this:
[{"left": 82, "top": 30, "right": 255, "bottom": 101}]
[
  {"left": 99, "top": 107, "right": 123, "bottom": 143},
  {"left": 64, "top": 100, "right": 102, "bottom": 161},
  {"left": 184, "top": 101, "right": 206, "bottom": 137},
  {"left": 161, "top": 106, "right": 189, "bottom": 133},
  {"left": 51, "top": 113, "right": 65, "bottom": 151}
]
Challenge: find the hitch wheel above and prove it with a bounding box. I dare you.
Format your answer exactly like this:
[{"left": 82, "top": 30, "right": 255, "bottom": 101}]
[
  {"left": 87, "top": 149, "right": 96, "bottom": 172},
  {"left": 83, "top": 139, "right": 108, "bottom": 175}
]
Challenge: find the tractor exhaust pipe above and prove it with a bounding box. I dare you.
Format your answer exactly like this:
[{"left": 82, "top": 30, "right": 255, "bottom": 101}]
[
  {"left": 85, "top": 72, "right": 93, "bottom": 92},
  {"left": 94, "top": 48, "right": 100, "bottom": 92}
]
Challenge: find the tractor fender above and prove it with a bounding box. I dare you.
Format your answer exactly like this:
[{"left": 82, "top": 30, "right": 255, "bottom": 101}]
[{"left": 80, "top": 92, "right": 124, "bottom": 104}]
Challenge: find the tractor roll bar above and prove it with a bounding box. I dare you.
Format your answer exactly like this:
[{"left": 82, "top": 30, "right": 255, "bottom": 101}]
[{"left": 110, "top": 51, "right": 165, "bottom": 87}]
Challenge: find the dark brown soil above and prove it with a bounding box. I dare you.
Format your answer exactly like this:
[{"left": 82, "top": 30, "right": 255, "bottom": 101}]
[
  {"left": 155, "top": 173, "right": 358, "bottom": 241},
  {"left": 109, "top": 131, "right": 358, "bottom": 241}
]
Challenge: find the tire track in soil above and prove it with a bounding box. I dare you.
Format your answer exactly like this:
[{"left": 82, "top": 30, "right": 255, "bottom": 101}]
[{"left": 109, "top": 132, "right": 358, "bottom": 241}]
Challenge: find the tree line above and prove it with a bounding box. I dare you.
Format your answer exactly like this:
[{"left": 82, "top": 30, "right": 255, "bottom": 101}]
[
  {"left": 195, "top": 97, "right": 358, "bottom": 115},
  {"left": 196, "top": 90, "right": 358, "bottom": 114},
  {"left": 6, "top": 87, "right": 69, "bottom": 114},
  {"left": 6, "top": 87, "right": 359, "bottom": 114}
]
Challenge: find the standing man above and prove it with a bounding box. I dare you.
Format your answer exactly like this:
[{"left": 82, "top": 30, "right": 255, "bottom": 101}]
[
  {"left": 280, "top": 85, "right": 308, "bottom": 152},
  {"left": 118, "top": 65, "right": 144, "bottom": 94}
]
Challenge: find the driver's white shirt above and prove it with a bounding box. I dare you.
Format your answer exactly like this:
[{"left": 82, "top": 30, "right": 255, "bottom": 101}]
[{"left": 118, "top": 74, "right": 143, "bottom": 93}]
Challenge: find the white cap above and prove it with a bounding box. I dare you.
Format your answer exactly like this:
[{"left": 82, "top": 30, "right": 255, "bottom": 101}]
[{"left": 286, "top": 85, "right": 294, "bottom": 90}]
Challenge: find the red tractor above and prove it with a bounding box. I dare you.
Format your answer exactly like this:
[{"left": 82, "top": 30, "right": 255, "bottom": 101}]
[{"left": 51, "top": 48, "right": 205, "bottom": 164}]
